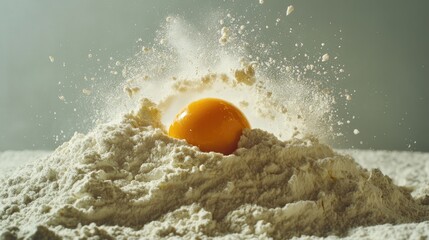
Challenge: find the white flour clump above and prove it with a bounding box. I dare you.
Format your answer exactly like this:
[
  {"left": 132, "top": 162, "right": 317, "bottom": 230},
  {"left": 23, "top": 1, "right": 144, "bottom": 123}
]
[
  {"left": 286, "top": 5, "right": 295, "bottom": 16},
  {"left": 219, "top": 27, "right": 230, "bottom": 45},
  {"left": 321, "top": 53, "right": 330, "bottom": 62},
  {"left": 1, "top": 98, "right": 428, "bottom": 239}
]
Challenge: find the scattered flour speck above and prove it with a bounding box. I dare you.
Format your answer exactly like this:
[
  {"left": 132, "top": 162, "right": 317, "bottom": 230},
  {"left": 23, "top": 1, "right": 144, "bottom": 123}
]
[
  {"left": 286, "top": 5, "right": 295, "bottom": 16},
  {"left": 322, "top": 53, "right": 330, "bottom": 62}
]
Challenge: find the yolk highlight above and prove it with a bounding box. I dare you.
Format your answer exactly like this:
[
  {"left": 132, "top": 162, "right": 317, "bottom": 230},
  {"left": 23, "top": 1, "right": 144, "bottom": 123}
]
[{"left": 168, "top": 98, "right": 251, "bottom": 155}]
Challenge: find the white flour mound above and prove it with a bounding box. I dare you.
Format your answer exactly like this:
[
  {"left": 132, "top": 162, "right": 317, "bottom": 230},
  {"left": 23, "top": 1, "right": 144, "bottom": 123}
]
[{"left": 1, "top": 99, "right": 428, "bottom": 239}]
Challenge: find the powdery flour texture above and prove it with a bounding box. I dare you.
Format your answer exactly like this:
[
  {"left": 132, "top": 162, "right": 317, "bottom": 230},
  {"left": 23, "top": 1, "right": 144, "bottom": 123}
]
[
  {"left": 2, "top": 11, "right": 429, "bottom": 240},
  {"left": 1, "top": 98, "right": 428, "bottom": 239}
]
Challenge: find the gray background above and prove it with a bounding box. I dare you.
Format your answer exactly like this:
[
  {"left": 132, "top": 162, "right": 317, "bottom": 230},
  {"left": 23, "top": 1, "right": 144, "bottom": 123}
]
[{"left": 1, "top": 0, "right": 428, "bottom": 151}]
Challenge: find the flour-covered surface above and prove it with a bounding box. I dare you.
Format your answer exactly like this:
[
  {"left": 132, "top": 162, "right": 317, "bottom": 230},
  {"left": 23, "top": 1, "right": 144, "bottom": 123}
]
[
  {"left": 295, "top": 150, "right": 429, "bottom": 240},
  {"left": 2, "top": 150, "right": 429, "bottom": 240},
  {"left": 1, "top": 100, "right": 428, "bottom": 240},
  {"left": 341, "top": 149, "right": 429, "bottom": 199},
  {"left": 0, "top": 151, "right": 50, "bottom": 178}
]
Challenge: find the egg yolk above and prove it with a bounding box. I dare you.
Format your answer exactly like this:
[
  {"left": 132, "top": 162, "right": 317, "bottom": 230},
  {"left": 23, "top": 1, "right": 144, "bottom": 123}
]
[{"left": 168, "top": 98, "right": 251, "bottom": 155}]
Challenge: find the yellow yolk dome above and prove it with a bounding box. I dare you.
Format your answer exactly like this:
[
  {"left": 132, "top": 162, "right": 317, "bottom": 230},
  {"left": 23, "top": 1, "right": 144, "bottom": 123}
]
[{"left": 168, "top": 98, "right": 251, "bottom": 155}]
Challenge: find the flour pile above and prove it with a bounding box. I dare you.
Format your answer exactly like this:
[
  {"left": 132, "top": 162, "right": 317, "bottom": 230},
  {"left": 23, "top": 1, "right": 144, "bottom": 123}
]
[
  {"left": 1, "top": 97, "right": 428, "bottom": 239},
  {"left": 2, "top": 8, "right": 428, "bottom": 240}
]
